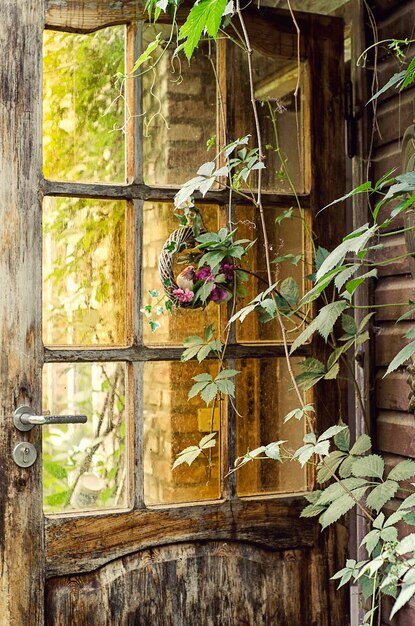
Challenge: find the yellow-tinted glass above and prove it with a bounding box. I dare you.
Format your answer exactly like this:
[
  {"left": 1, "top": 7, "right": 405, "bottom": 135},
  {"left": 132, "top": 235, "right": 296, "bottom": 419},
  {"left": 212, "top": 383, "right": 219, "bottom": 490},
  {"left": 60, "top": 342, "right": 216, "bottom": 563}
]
[
  {"left": 235, "top": 357, "right": 307, "bottom": 496},
  {"left": 235, "top": 206, "right": 307, "bottom": 343},
  {"left": 144, "top": 360, "right": 221, "bottom": 504},
  {"left": 42, "top": 362, "right": 128, "bottom": 513},
  {"left": 43, "top": 197, "right": 128, "bottom": 347},
  {"left": 142, "top": 25, "right": 217, "bottom": 186},
  {"left": 142, "top": 202, "right": 221, "bottom": 345},
  {"left": 43, "top": 27, "right": 125, "bottom": 183},
  {"left": 231, "top": 42, "right": 308, "bottom": 193}
]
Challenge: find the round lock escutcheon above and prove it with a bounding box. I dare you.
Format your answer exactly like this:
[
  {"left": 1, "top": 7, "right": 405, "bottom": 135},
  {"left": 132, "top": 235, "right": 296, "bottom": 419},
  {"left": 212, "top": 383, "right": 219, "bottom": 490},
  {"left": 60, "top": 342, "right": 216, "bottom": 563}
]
[{"left": 12, "top": 442, "right": 37, "bottom": 468}]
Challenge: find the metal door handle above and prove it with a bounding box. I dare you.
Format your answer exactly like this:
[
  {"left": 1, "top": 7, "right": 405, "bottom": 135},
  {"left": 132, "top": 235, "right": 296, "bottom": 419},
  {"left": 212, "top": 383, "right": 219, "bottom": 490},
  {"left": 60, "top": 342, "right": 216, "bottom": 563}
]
[{"left": 13, "top": 405, "right": 87, "bottom": 432}]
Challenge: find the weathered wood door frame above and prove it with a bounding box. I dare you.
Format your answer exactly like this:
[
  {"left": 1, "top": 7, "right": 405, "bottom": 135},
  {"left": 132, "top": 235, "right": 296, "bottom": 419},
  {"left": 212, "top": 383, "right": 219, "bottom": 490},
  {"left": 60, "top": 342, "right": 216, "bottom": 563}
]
[{"left": 0, "top": 2, "right": 45, "bottom": 624}]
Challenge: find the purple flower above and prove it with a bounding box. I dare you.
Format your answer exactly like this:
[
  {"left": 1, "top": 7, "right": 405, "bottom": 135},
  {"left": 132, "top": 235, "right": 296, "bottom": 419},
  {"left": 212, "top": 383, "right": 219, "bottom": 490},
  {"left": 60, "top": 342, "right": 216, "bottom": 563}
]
[
  {"left": 209, "top": 286, "right": 228, "bottom": 302},
  {"left": 195, "top": 266, "right": 214, "bottom": 281},
  {"left": 172, "top": 288, "right": 194, "bottom": 303},
  {"left": 220, "top": 261, "right": 235, "bottom": 281}
]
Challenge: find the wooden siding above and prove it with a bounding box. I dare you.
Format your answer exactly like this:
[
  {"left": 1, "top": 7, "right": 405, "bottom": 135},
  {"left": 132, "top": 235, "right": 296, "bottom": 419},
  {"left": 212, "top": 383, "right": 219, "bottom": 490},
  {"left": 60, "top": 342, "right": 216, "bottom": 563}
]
[{"left": 370, "top": 1, "right": 415, "bottom": 624}]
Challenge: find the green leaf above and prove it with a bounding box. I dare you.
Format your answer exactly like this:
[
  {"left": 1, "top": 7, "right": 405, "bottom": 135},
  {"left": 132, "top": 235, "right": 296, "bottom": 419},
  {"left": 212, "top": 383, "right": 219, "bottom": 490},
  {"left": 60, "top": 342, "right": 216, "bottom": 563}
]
[
  {"left": 319, "top": 425, "right": 348, "bottom": 442},
  {"left": 320, "top": 182, "right": 373, "bottom": 213},
  {"left": 301, "top": 503, "right": 327, "bottom": 518},
  {"left": 132, "top": 33, "right": 161, "bottom": 72},
  {"left": 397, "top": 533, "right": 415, "bottom": 555},
  {"left": 179, "top": 0, "right": 227, "bottom": 60},
  {"left": 197, "top": 343, "right": 213, "bottom": 362},
  {"left": 388, "top": 460, "right": 415, "bottom": 481},
  {"left": 315, "top": 246, "right": 330, "bottom": 271},
  {"left": 201, "top": 382, "right": 218, "bottom": 405},
  {"left": 368, "top": 69, "right": 406, "bottom": 104},
  {"left": 349, "top": 434, "right": 372, "bottom": 456},
  {"left": 385, "top": 340, "right": 415, "bottom": 376},
  {"left": 216, "top": 368, "right": 239, "bottom": 379},
  {"left": 215, "top": 379, "right": 235, "bottom": 396},
  {"left": 290, "top": 301, "right": 348, "bottom": 354},
  {"left": 316, "top": 225, "right": 377, "bottom": 283},
  {"left": 317, "top": 450, "right": 347, "bottom": 483},
  {"left": 264, "top": 441, "right": 284, "bottom": 461},
  {"left": 366, "top": 480, "right": 399, "bottom": 512},
  {"left": 341, "top": 313, "right": 357, "bottom": 336},
  {"left": 279, "top": 276, "right": 300, "bottom": 306},
  {"left": 320, "top": 488, "right": 368, "bottom": 529},
  {"left": 360, "top": 529, "right": 381, "bottom": 556},
  {"left": 352, "top": 454, "right": 384, "bottom": 479},
  {"left": 317, "top": 477, "right": 368, "bottom": 505},
  {"left": 188, "top": 380, "right": 209, "bottom": 399},
  {"left": 172, "top": 446, "right": 202, "bottom": 469},
  {"left": 390, "top": 582, "right": 415, "bottom": 619},
  {"left": 199, "top": 432, "right": 217, "bottom": 448},
  {"left": 403, "top": 512, "right": 415, "bottom": 526},
  {"left": 45, "top": 490, "right": 71, "bottom": 506},
  {"left": 334, "top": 425, "right": 350, "bottom": 452},
  {"left": 272, "top": 253, "right": 302, "bottom": 266},
  {"left": 149, "top": 320, "right": 160, "bottom": 333}
]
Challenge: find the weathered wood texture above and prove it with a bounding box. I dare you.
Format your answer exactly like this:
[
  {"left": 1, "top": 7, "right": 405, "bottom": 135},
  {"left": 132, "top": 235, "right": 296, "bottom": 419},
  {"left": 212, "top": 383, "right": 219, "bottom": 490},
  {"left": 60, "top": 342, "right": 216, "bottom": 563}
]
[
  {"left": 45, "top": 497, "right": 314, "bottom": 577},
  {"left": 46, "top": 532, "right": 347, "bottom": 626},
  {"left": 0, "top": 2, "right": 44, "bottom": 625}
]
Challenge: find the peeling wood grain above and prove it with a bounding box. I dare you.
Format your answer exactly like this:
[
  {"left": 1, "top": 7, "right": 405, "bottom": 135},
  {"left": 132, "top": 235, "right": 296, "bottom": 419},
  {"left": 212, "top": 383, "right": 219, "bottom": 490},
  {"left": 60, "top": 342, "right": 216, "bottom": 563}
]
[
  {"left": 0, "top": 2, "right": 44, "bottom": 625},
  {"left": 45, "top": 497, "right": 315, "bottom": 577}
]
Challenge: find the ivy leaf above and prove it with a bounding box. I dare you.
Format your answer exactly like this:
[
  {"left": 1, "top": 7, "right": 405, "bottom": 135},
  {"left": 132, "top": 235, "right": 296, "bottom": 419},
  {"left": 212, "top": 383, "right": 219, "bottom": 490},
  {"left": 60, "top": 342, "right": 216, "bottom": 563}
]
[
  {"left": 366, "top": 480, "right": 399, "bottom": 512},
  {"left": 388, "top": 460, "right": 415, "bottom": 481},
  {"left": 264, "top": 441, "right": 285, "bottom": 461},
  {"left": 352, "top": 454, "right": 384, "bottom": 479},
  {"left": 290, "top": 301, "right": 348, "bottom": 354},
  {"left": 179, "top": 0, "right": 227, "bottom": 60},
  {"left": 385, "top": 340, "right": 415, "bottom": 376}
]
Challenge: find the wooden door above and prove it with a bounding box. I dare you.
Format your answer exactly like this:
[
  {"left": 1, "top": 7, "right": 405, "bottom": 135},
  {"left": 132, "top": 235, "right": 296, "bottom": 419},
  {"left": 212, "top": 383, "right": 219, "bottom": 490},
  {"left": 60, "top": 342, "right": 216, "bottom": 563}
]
[{"left": 0, "top": 2, "right": 346, "bottom": 625}]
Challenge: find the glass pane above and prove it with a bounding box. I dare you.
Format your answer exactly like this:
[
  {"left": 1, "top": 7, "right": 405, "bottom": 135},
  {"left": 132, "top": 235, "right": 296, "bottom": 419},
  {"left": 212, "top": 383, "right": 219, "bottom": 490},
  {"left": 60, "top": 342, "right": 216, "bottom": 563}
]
[
  {"left": 144, "top": 361, "right": 221, "bottom": 504},
  {"left": 235, "top": 357, "right": 307, "bottom": 496},
  {"left": 231, "top": 42, "right": 308, "bottom": 193},
  {"left": 142, "top": 25, "right": 217, "bottom": 186},
  {"left": 235, "top": 205, "right": 307, "bottom": 343},
  {"left": 42, "top": 362, "right": 128, "bottom": 513},
  {"left": 43, "top": 197, "right": 128, "bottom": 347},
  {"left": 142, "top": 202, "right": 221, "bottom": 345},
  {"left": 43, "top": 28, "right": 125, "bottom": 183}
]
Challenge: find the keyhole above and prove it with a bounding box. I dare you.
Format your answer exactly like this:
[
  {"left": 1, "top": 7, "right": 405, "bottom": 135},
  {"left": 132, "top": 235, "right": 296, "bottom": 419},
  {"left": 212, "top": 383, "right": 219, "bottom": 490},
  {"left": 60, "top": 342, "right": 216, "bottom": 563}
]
[{"left": 22, "top": 446, "right": 30, "bottom": 465}]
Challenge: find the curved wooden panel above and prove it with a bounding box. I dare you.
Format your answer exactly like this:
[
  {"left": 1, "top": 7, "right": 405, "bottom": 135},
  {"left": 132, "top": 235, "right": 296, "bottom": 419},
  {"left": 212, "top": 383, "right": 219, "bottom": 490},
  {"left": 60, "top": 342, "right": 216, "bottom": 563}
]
[
  {"left": 45, "top": 497, "right": 314, "bottom": 576},
  {"left": 46, "top": 541, "right": 313, "bottom": 626}
]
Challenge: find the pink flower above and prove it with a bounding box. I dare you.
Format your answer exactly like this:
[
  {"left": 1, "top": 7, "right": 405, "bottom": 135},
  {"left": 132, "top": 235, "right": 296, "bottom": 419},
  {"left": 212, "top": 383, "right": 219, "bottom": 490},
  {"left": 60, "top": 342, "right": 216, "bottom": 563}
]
[
  {"left": 172, "top": 288, "right": 194, "bottom": 303},
  {"left": 195, "top": 266, "right": 214, "bottom": 281},
  {"left": 209, "top": 286, "right": 228, "bottom": 302},
  {"left": 220, "top": 261, "right": 235, "bottom": 281}
]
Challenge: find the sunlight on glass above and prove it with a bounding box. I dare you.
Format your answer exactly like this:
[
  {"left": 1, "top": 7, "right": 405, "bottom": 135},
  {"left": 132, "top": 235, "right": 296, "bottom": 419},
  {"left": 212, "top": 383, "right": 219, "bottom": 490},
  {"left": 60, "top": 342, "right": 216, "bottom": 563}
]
[
  {"left": 235, "top": 206, "right": 307, "bottom": 343},
  {"left": 142, "top": 202, "right": 221, "bottom": 345},
  {"left": 43, "top": 27, "right": 125, "bottom": 183},
  {"left": 142, "top": 25, "right": 217, "bottom": 186},
  {"left": 235, "top": 357, "right": 307, "bottom": 496},
  {"left": 144, "top": 360, "right": 221, "bottom": 504},
  {"left": 42, "top": 362, "right": 128, "bottom": 513},
  {"left": 42, "top": 197, "right": 128, "bottom": 347}
]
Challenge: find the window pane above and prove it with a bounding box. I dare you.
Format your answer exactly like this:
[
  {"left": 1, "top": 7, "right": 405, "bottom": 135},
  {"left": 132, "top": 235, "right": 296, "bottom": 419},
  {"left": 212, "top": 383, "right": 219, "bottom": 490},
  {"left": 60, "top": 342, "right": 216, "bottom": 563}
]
[
  {"left": 42, "top": 362, "right": 128, "bottom": 513},
  {"left": 43, "top": 197, "right": 128, "bottom": 347},
  {"left": 231, "top": 42, "right": 308, "bottom": 193},
  {"left": 43, "top": 28, "right": 125, "bottom": 183},
  {"left": 144, "top": 361, "right": 221, "bottom": 504},
  {"left": 142, "top": 202, "right": 221, "bottom": 345},
  {"left": 235, "top": 357, "right": 307, "bottom": 496},
  {"left": 142, "top": 25, "right": 217, "bottom": 186},
  {"left": 235, "top": 206, "right": 307, "bottom": 343}
]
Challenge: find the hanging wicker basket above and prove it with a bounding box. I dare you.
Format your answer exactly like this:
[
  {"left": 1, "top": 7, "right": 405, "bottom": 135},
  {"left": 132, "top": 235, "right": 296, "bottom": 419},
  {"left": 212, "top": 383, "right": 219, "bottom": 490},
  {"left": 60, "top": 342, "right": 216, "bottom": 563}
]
[{"left": 158, "top": 226, "right": 203, "bottom": 308}]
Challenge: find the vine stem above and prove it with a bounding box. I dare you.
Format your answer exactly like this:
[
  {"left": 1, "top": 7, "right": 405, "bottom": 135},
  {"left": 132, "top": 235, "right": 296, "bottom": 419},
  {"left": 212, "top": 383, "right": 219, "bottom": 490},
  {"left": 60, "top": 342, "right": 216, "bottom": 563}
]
[{"left": 235, "top": 0, "right": 374, "bottom": 524}]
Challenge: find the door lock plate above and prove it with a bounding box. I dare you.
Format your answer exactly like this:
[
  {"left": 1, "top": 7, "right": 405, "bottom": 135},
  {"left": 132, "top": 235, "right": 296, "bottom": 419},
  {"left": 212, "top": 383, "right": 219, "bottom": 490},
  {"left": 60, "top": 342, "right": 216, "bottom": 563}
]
[{"left": 12, "top": 442, "right": 37, "bottom": 468}]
